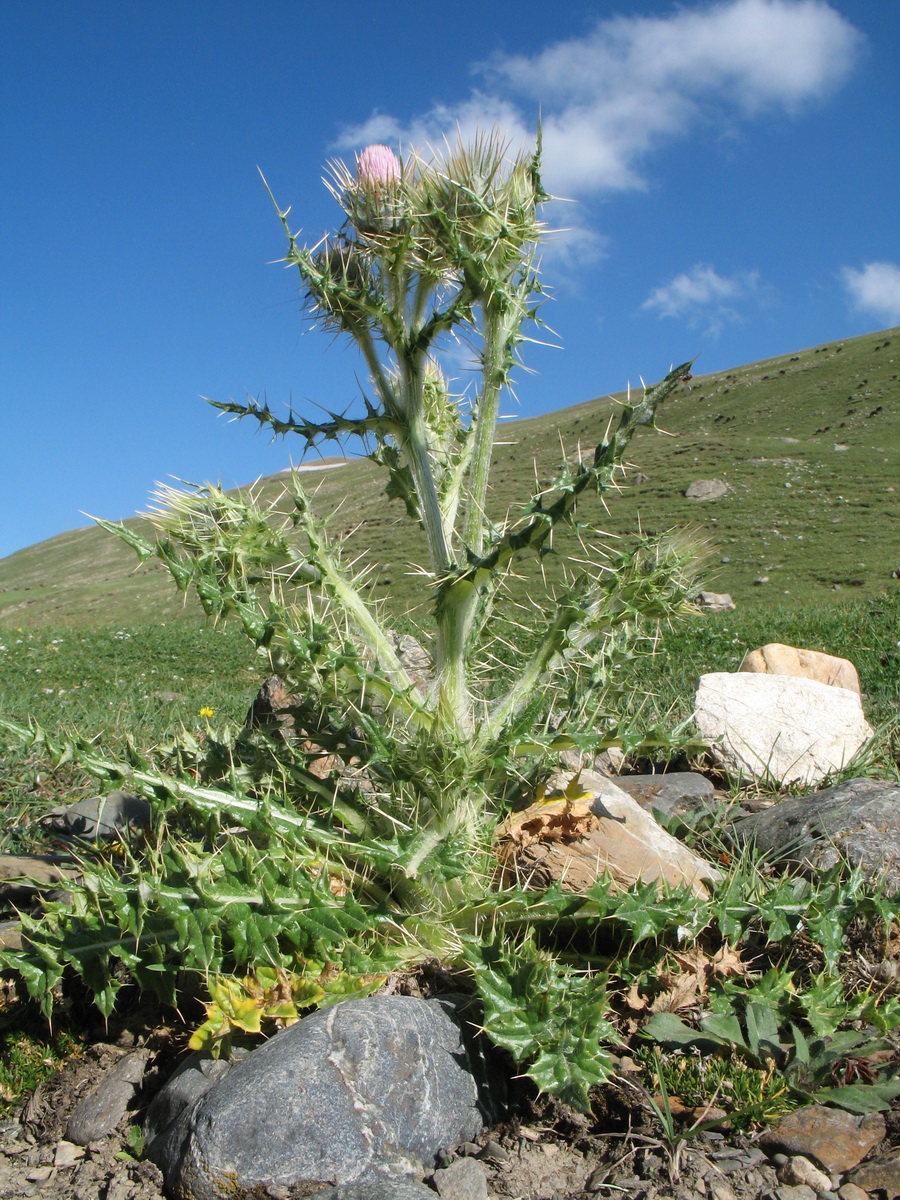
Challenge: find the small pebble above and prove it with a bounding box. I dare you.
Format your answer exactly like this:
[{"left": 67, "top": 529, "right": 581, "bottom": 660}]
[
  {"left": 744, "top": 1148, "right": 768, "bottom": 1167},
  {"left": 714, "top": 1158, "right": 749, "bottom": 1175},
  {"left": 838, "top": 1185, "right": 870, "bottom": 1200},
  {"left": 710, "top": 1179, "right": 738, "bottom": 1200},
  {"left": 775, "top": 1185, "right": 817, "bottom": 1200},
  {"left": 25, "top": 1167, "right": 54, "bottom": 1183},
  {"left": 432, "top": 1156, "right": 488, "bottom": 1200},
  {"left": 779, "top": 1154, "right": 832, "bottom": 1194},
  {"left": 477, "top": 1138, "right": 510, "bottom": 1162},
  {"left": 53, "top": 1140, "right": 85, "bottom": 1167},
  {"left": 457, "top": 1142, "right": 481, "bottom": 1157}
]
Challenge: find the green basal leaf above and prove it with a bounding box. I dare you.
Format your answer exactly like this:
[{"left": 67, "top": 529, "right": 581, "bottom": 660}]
[{"left": 811, "top": 1082, "right": 900, "bottom": 1113}]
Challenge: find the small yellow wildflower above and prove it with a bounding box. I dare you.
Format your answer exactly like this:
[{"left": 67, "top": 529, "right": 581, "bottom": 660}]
[{"left": 199, "top": 706, "right": 215, "bottom": 719}]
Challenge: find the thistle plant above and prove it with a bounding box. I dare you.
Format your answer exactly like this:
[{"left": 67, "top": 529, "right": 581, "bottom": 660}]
[{"left": 1, "top": 131, "right": 704, "bottom": 1110}]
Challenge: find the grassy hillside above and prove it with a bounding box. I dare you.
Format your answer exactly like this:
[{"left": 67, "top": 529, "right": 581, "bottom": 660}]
[{"left": 0, "top": 326, "right": 897, "bottom": 628}]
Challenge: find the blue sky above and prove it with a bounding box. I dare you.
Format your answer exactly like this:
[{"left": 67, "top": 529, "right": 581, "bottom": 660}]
[{"left": 2, "top": 0, "right": 898, "bottom": 560}]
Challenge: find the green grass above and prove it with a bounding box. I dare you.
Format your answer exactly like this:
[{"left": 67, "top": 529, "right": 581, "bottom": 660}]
[
  {"left": 0, "top": 624, "right": 259, "bottom": 854},
  {"left": 0, "top": 995, "right": 82, "bottom": 1115},
  {"left": 0, "top": 326, "right": 897, "bottom": 628},
  {"left": 1, "top": 591, "right": 895, "bottom": 861}
]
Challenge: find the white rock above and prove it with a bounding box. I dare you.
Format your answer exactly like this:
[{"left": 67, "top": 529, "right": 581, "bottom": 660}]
[{"left": 694, "top": 673, "right": 873, "bottom": 787}]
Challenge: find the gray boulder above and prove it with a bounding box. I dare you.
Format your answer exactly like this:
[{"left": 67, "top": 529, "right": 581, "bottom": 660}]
[
  {"left": 146, "top": 995, "right": 489, "bottom": 1199},
  {"left": 144, "top": 1051, "right": 239, "bottom": 1157},
  {"left": 735, "top": 778, "right": 900, "bottom": 892}
]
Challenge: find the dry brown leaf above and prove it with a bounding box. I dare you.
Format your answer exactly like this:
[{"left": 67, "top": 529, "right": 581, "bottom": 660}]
[
  {"left": 494, "top": 799, "right": 599, "bottom": 862},
  {"left": 649, "top": 969, "right": 706, "bottom": 1014},
  {"left": 670, "top": 944, "right": 750, "bottom": 983},
  {"left": 632, "top": 945, "right": 751, "bottom": 1015},
  {"left": 709, "top": 944, "right": 751, "bottom": 978},
  {"left": 624, "top": 981, "right": 649, "bottom": 1013}
]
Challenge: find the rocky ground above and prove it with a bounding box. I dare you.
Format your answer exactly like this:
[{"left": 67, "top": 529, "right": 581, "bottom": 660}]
[{"left": 2, "top": 1001, "right": 900, "bottom": 1200}]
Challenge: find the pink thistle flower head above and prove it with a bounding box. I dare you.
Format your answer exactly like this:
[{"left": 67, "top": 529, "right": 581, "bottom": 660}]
[{"left": 356, "top": 144, "right": 401, "bottom": 189}]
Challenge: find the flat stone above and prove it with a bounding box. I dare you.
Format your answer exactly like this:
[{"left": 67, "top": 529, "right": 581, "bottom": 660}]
[
  {"left": 760, "top": 1106, "right": 886, "bottom": 1174},
  {"left": 709, "top": 1180, "right": 738, "bottom": 1200},
  {"left": 838, "top": 1184, "right": 871, "bottom": 1200},
  {"left": 148, "top": 996, "right": 488, "bottom": 1199},
  {"left": 66, "top": 1050, "right": 150, "bottom": 1145},
  {"left": 0, "top": 854, "right": 80, "bottom": 891},
  {"left": 41, "top": 791, "right": 151, "bottom": 842},
  {"left": 477, "top": 1139, "right": 510, "bottom": 1162},
  {"left": 0, "top": 920, "right": 22, "bottom": 950},
  {"left": 697, "top": 591, "right": 736, "bottom": 611},
  {"left": 53, "top": 1140, "right": 85, "bottom": 1167},
  {"left": 848, "top": 1147, "right": 900, "bottom": 1199},
  {"left": 494, "top": 771, "right": 721, "bottom": 899},
  {"left": 432, "top": 1156, "right": 489, "bottom": 1199},
  {"left": 736, "top": 779, "right": 900, "bottom": 893},
  {"left": 739, "top": 643, "right": 861, "bottom": 694},
  {"left": 612, "top": 772, "right": 717, "bottom": 819},
  {"left": 693, "top": 673, "right": 873, "bottom": 787},
  {"left": 774, "top": 1186, "right": 817, "bottom": 1200}
]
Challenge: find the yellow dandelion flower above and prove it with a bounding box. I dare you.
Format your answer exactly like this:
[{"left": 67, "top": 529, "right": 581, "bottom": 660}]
[{"left": 199, "top": 706, "right": 215, "bottom": 719}]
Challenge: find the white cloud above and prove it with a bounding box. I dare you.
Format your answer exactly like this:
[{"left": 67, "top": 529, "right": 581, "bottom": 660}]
[
  {"left": 642, "top": 264, "right": 761, "bottom": 335},
  {"left": 842, "top": 262, "right": 900, "bottom": 326},
  {"left": 335, "top": 1, "right": 862, "bottom": 198}
]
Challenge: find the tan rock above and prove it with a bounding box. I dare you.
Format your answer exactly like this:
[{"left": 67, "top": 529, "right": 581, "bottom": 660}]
[
  {"left": 0, "top": 920, "right": 22, "bottom": 951},
  {"left": 760, "top": 1105, "right": 886, "bottom": 1174},
  {"left": 494, "top": 771, "right": 721, "bottom": 899},
  {"left": 685, "top": 479, "right": 728, "bottom": 500},
  {"left": 739, "top": 643, "right": 860, "bottom": 694}
]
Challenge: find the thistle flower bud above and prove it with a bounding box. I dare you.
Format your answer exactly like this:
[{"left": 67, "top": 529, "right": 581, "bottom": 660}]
[
  {"left": 356, "top": 144, "right": 401, "bottom": 189},
  {"left": 349, "top": 144, "right": 404, "bottom": 235}
]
